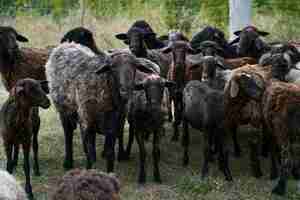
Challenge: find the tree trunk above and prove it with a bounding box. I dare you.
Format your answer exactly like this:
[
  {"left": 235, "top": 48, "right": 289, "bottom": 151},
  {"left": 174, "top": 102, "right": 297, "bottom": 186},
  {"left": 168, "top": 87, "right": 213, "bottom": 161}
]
[{"left": 229, "top": 0, "right": 252, "bottom": 40}]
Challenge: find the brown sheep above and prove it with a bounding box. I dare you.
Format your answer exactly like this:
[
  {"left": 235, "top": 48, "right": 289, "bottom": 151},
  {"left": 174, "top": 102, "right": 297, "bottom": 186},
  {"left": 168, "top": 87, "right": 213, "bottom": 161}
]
[
  {"left": 51, "top": 169, "right": 120, "bottom": 200},
  {"left": 0, "top": 79, "right": 50, "bottom": 199},
  {"left": 224, "top": 64, "right": 271, "bottom": 163}
]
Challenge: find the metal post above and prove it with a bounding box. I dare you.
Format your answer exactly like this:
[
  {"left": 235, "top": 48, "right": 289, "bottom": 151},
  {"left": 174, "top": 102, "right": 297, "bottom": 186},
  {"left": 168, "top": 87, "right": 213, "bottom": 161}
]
[{"left": 229, "top": 0, "right": 252, "bottom": 40}]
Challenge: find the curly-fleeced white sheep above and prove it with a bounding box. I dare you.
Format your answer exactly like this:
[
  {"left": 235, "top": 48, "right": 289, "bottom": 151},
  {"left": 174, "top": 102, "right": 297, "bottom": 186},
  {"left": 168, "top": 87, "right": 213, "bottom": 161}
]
[{"left": 0, "top": 170, "right": 27, "bottom": 200}]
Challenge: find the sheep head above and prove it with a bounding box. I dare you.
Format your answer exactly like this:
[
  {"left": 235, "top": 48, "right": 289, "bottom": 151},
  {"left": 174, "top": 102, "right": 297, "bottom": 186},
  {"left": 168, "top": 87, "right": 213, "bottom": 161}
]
[
  {"left": 0, "top": 27, "right": 28, "bottom": 71},
  {"left": 229, "top": 72, "right": 265, "bottom": 101},
  {"left": 11, "top": 78, "right": 50, "bottom": 109}
]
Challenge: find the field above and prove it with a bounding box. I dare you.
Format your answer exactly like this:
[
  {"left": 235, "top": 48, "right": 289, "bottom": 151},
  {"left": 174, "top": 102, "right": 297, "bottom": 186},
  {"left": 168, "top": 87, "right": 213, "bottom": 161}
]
[{"left": 0, "top": 11, "right": 300, "bottom": 200}]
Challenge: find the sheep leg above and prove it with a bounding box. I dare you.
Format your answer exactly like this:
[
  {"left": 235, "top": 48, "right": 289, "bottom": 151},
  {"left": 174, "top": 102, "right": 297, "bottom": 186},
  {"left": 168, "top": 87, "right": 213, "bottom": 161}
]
[
  {"left": 32, "top": 118, "right": 40, "bottom": 176},
  {"left": 230, "top": 124, "right": 241, "bottom": 158},
  {"left": 261, "top": 123, "right": 270, "bottom": 158},
  {"left": 125, "top": 124, "right": 135, "bottom": 160},
  {"left": 117, "top": 111, "right": 127, "bottom": 161},
  {"left": 249, "top": 141, "right": 263, "bottom": 178},
  {"left": 104, "top": 111, "right": 117, "bottom": 173},
  {"left": 59, "top": 113, "right": 76, "bottom": 170},
  {"left": 5, "top": 143, "right": 13, "bottom": 174},
  {"left": 135, "top": 132, "right": 146, "bottom": 184},
  {"left": 23, "top": 143, "right": 34, "bottom": 200},
  {"left": 172, "top": 95, "right": 182, "bottom": 142},
  {"left": 272, "top": 143, "right": 290, "bottom": 196},
  {"left": 167, "top": 91, "right": 173, "bottom": 122},
  {"left": 153, "top": 130, "right": 161, "bottom": 183},
  {"left": 201, "top": 132, "right": 210, "bottom": 179},
  {"left": 182, "top": 118, "right": 189, "bottom": 166},
  {"left": 270, "top": 143, "right": 279, "bottom": 180},
  {"left": 12, "top": 143, "right": 19, "bottom": 171},
  {"left": 80, "top": 126, "right": 96, "bottom": 169},
  {"left": 217, "top": 131, "right": 233, "bottom": 181}
]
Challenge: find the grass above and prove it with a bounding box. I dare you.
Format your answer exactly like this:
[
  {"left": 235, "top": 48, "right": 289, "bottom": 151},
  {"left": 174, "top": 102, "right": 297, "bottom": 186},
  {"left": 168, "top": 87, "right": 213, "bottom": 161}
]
[
  {"left": 0, "top": 11, "right": 300, "bottom": 200},
  {"left": 1, "top": 87, "right": 300, "bottom": 200}
]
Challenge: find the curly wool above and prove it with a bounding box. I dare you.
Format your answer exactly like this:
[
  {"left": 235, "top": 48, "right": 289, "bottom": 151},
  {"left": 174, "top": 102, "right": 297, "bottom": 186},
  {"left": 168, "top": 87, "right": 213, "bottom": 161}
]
[
  {"left": 52, "top": 169, "right": 120, "bottom": 200},
  {"left": 45, "top": 42, "right": 114, "bottom": 118},
  {"left": 0, "top": 170, "right": 27, "bottom": 200}
]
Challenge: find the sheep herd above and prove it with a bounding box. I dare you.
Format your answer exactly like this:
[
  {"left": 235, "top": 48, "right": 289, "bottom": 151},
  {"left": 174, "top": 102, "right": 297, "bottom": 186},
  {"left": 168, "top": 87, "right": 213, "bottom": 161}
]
[{"left": 0, "top": 20, "right": 300, "bottom": 199}]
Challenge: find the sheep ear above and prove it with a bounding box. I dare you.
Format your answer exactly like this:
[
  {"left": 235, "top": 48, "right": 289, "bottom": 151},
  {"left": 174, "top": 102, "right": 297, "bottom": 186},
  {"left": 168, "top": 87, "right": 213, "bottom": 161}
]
[
  {"left": 234, "top": 30, "right": 242, "bottom": 36},
  {"left": 134, "top": 82, "right": 144, "bottom": 90},
  {"left": 255, "top": 38, "right": 265, "bottom": 51},
  {"left": 187, "top": 46, "right": 197, "bottom": 55},
  {"left": 14, "top": 85, "right": 24, "bottom": 96},
  {"left": 258, "top": 31, "right": 269, "bottom": 37},
  {"left": 115, "top": 33, "right": 128, "bottom": 40},
  {"left": 216, "top": 57, "right": 227, "bottom": 70},
  {"left": 161, "top": 46, "right": 172, "bottom": 54},
  {"left": 95, "top": 64, "right": 111, "bottom": 74},
  {"left": 16, "top": 34, "right": 29, "bottom": 42},
  {"left": 230, "top": 79, "right": 239, "bottom": 98},
  {"left": 157, "top": 35, "right": 169, "bottom": 41},
  {"left": 164, "top": 80, "right": 176, "bottom": 88},
  {"left": 39, "top": 80, "right": 50, "bottom": 94}
]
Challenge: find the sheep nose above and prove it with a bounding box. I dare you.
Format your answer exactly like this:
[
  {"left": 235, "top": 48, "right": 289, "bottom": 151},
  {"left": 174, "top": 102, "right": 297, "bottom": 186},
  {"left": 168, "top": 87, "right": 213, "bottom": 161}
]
[{"left": 202, "top": 74, "right": 208, "bottom": 82}]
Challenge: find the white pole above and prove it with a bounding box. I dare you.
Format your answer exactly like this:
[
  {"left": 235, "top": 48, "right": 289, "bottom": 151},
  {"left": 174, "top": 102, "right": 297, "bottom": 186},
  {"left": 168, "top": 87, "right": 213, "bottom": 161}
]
[{"left": 229, "top": 0, "right": 252, "bottom": 40}]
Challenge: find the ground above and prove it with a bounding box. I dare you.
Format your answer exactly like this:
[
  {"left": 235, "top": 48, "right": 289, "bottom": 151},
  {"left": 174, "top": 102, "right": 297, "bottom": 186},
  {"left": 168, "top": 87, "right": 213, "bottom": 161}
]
[{"left": 0, "top": 83, "right": 299, "bottom": 200}]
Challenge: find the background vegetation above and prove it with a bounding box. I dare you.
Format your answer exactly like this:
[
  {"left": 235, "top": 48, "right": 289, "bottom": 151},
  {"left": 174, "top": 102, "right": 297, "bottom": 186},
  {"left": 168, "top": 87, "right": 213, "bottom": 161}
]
[{"left": 0, "top": 0, "right": 300, "bottom": 199}]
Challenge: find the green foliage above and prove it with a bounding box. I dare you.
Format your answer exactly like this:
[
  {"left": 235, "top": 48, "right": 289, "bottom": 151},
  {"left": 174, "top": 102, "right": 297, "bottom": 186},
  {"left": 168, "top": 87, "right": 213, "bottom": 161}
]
[
  {"left": 200, "top": 0, "right": 229, "bottom": 31},
  {"left": 0, "top": 0, "right": 16, "bottom": 16},
  {"left": 162, "top": 0, "right": 200, "bottom": 33}
]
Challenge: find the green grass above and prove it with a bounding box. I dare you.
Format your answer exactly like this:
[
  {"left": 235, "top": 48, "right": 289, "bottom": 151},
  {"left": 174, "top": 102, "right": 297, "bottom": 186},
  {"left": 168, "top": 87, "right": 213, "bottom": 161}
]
[{"left": 0, "top": 86, "right": 300, "bottom": 199}]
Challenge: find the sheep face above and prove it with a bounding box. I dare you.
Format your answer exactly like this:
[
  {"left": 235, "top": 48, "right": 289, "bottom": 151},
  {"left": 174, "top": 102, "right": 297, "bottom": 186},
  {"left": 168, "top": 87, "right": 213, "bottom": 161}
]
[
  {"left": 162, "top": 41, "right": 196, "bottom": 85},
  {"left": 135, "top": 75, "right": 175, "bottom": 121},
  {"left": 96, "top": 53, "right": 155, "bottom": 103},
  {"left": 0, "top": 27, "right": 28, "bottom": 67},
  {"left": 270, "top": 53, "right": 291, "bottom": 81},
  {"left": 61, "top": 27, "right": 100, "bottom": 55},
  {"left": 197, "top": 40, "right": 224, "bottom": 56},
  {"left": 229, "top": 73, "right": 265, "bottom": 101},
  {"left": 115, "top": 27, "right": 156, "bottom": 57},
  {"left": 235, "top": 26, "right": 269, "bottom": 58},
  {"left": 13, "top": 78, "right": 50, "bottom": 109},
  {"left": 201, "top": 56, "right": 225, "bottom": 82}
]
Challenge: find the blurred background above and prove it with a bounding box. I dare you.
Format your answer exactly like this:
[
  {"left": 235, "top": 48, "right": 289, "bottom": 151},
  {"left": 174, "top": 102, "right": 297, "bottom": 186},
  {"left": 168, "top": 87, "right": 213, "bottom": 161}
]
[{"left": 0, "top": 0, "right": 299, "bottom": 49}]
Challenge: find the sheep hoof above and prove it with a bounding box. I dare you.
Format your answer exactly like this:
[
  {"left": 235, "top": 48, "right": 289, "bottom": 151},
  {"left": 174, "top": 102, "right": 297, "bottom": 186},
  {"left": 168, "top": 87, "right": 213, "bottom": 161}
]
[
  {"left": 117, "top": 151, "right": 129, "bottom": 162},
  {"left": 182, "top": 157, "right": 189, "bottom": 167},
  {"left": 272, "top": 185, "right": 286, "bottom": 196},
  {"left": 34, "top": 171, "right": 41, "bottom": 177},
  {"left": 154, "top": 177, "right": 162, "bottom": 183},
  {"left": 138, "top": 177, "right": 146, "bottom": 184},
  {"left": 168, "top": 115, "right": 173, "bottom": 122},
  {"left": 101, "top": 150, "right": 106, "bottom": 158},
  {"left": 171, "top": 135, "right": 179, "bottom": 142},
  {"left": 63, "top": 161, "right": 73, "bottom": 170},
  {"left": 234, "top": 150, "right": 242, "bottom": 158},
  {"left": 27, "top": 193, "right": 34, "bottom": 200},
  {"left": 270, "top": 171, "right": 279, "bottom": 180},
  {"left": 253, "top": 170, "right": 263, "bottom": 178}
]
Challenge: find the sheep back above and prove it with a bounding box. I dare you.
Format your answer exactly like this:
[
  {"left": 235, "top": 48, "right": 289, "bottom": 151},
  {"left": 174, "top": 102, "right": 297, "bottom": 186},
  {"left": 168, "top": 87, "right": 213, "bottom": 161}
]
[
  {"left": 262, "top": 81, "right": 300, "bottom": 141},
  {"left": 46, "top": 43, "right": 114, "bottom": 116},
  {"left": 1, "top": 47, "right": 48, "bottom": 90}
]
